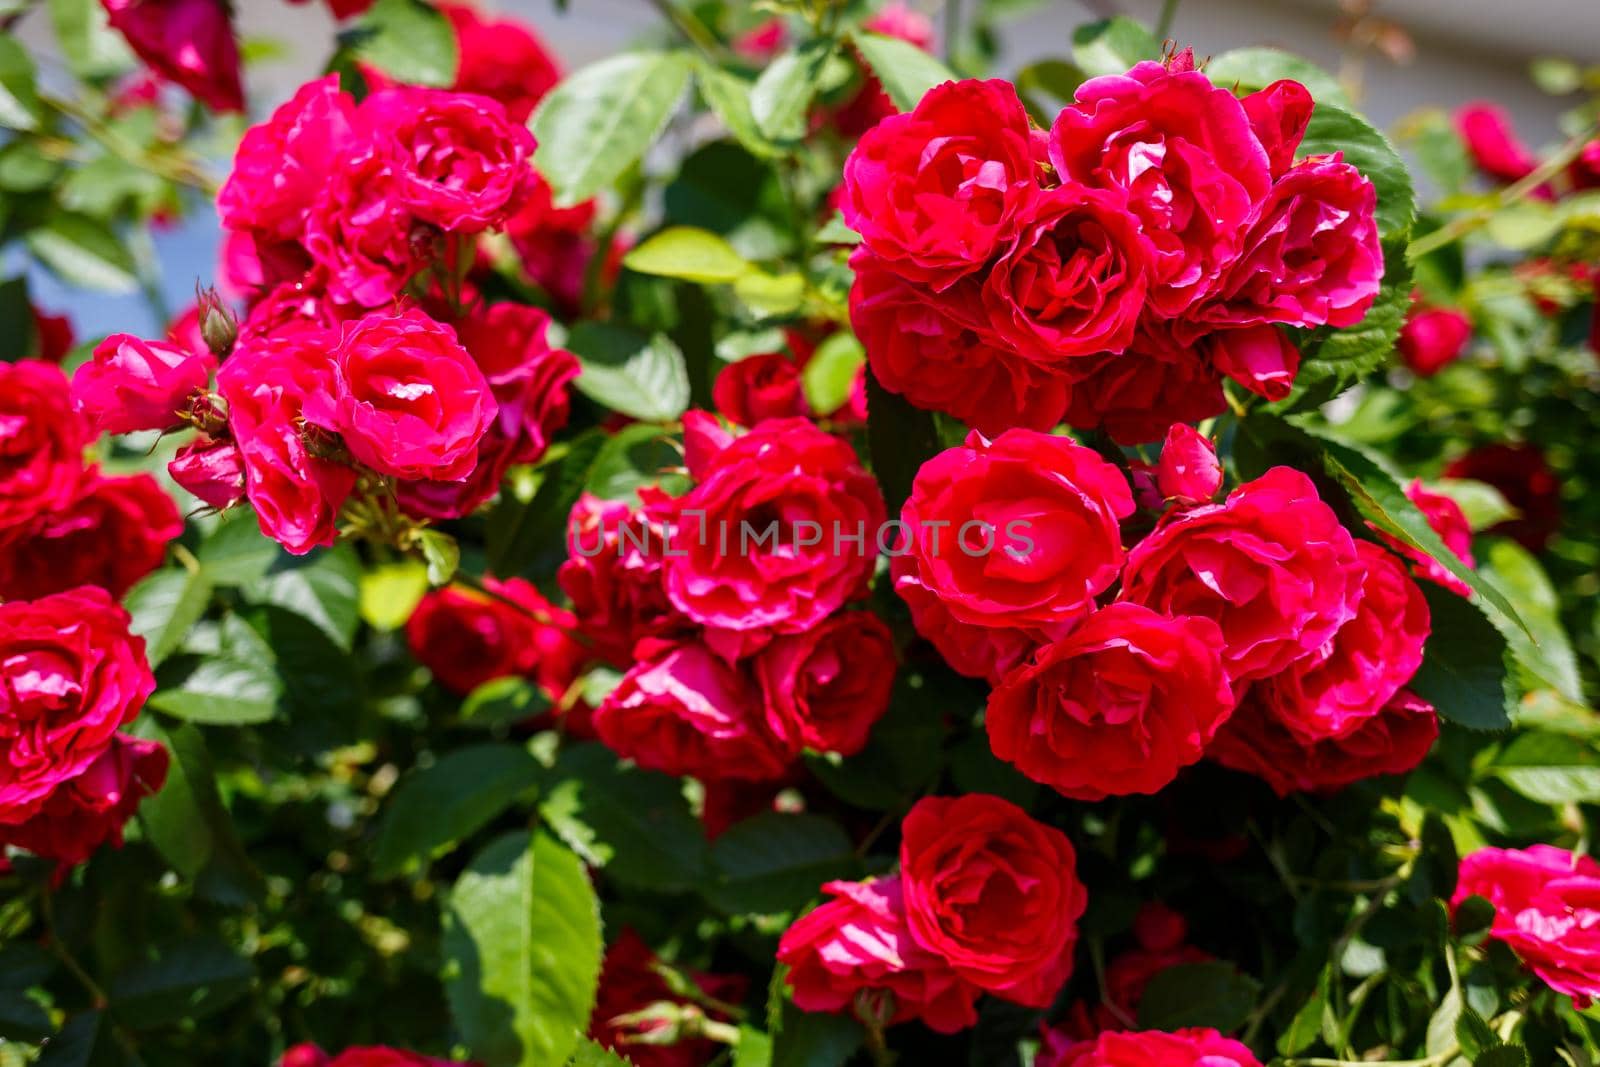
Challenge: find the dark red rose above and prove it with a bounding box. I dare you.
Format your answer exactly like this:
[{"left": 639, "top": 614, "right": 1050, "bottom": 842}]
[
  {"left": 0, "top": 360, "right": 89, "bottom": 545},
  {"left": 1060, "top": 322, "right": 1225, "bottom": 445},
  {"left": 441, "top": 2, "right": 561, "bottom": 124},
  {"left": 559, "top": 492, "right": 689, "bottom": 667},
  {"left": 0, "top": 734, "right": 167, "bottom": 868},
  {"left": 100, "top": 0, "right": 243, "bottom": 113},
  {"left": 713, "top": 353, "right": 810, "bottom": 427},
  {"left": 1444, "top": 443, "right": 1562, "bottom": 552},
  {"left": 406, "top": 578, "right": 581, "bottom": 701},
  {"left": 0, "top": 472, "right": 181, "bottom": 600},
  {"left": 590, "top": 930, "right": 746, "bottom": 1067}
]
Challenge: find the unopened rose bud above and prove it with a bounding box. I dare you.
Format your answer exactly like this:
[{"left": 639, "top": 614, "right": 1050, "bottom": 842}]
[
  {"left": 196, "top": 285, "right": 238, "bottom": 358},
  {"left": 186, "top": 391, "right": 230, "bottom": 437},
  {"left": 1156, "top": 424, "right": 1222, "bottom": 505},
  {"left": 169, "top": 435, "right": 246, "bottom": 510},
  {"left": 1397, "top": 303, "right": 1472, "bottom": 377}
]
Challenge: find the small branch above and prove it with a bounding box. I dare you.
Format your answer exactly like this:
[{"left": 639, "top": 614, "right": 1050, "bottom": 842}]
[
  {"left": 643, "top": 0, "right": 725, "bottom": 61},
  {"left": 42, "top": 890, "right": 109, "bottom": 1010},
  {"left": 1156, "top": 0, "right": 1181, "bottom": 38},
  {"left": 41, "top": 93, "right": 219, "bottom": 196}
]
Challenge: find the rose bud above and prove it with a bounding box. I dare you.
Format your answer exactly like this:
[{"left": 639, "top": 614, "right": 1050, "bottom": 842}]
[
  {"left": 101, "top": 0, "right": 244, "bottom": 113},
  {"left": 196, "top": 285, "right": 239, "bottom": 357},
  {"left": 1397, "top": 304, "right": 1472, "bottom": 377},
  {"left": 1156, "top": 424, "right": 1222, "bottom": 505},
  {"left": 72, "top": 333, "right": 216, "bottom": 435},
  {"left": 169, "top": 436, "right": 247, "bottom": 511}
]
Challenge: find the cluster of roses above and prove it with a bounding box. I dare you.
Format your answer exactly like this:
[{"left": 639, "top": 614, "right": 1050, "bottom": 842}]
[{"left": 843, "top": 56, "right": 1383, "bottom": 443}]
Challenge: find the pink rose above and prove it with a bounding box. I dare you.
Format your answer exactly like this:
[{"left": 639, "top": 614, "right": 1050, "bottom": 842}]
[
  {"left": 72, "top": 333, "right": 215, "bottom": 435},
  {"left": 1381, "top": 480, "right": 1475, "bottom": 596},
  {"left": 987, "top": 603, "right": 1233, "bottom": 800},
  {"left": 0, "top": 734, "right": 167, "bottom": 867},
  {"left": 1456, "top": 102, "right": 1540, "bottom": 184},
  {"left": 218, "top": 74, "right": 357, "bottom": 242},
  {"left": 1155, "top": 424, "right": 1222, "bottom": 505},
  {"left": 1121, "top": 467, "right": 1363, "bottom": 683},
  {"left": 1398, "top": 304, "right": 1472, "bottom": 377},
  {"left": 756, "top": 610, "right": 896, "bottom": 758},
  {"left": 713, "top": 353, "right": 810, "bottom": 427},
  {"left": 559, "top": 492, "right": 688, "bottom": 667},
  {"left": 0, "top": 360, "right": 89, "bottom": 544},
  {"left": 169, "top": 435, "right": 247, "bottom": 511},
  {"left": 1039, "top": 1028, "right": 1263, "bottom": 1067},
  {"left": 101, "top": 0, "right": 243, "bottom": 113},
  {"left": 0, "top": 472, "right": 182, "bottom": 600}
]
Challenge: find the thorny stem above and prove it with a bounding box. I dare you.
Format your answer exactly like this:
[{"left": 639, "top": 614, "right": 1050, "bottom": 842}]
[
  {"left": 1155, "top": 0, "right": 1182, "bottom": 39},
  {"left": 41, "top": 93, "right": 219, "bottom": 196}
]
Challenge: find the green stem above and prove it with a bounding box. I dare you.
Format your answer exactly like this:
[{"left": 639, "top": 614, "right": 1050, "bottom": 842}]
[
  {"left": 41, "top": 890, "right": 109, "bottom": 1011},
  {"left": 41, "top": 93, "right": 218, "bottom": 196},
  {"left": 943, "top": 0, "right": 962, "bottom": 65},
  {"left": 643, "top": 0, "right": 725, "bottom": 61},
  {"left": 1156, "top": 0, "right": 1181, "bottom": 39}
]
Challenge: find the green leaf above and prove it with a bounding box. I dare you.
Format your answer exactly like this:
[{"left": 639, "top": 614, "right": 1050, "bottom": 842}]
[
  {"left": 460, "top": 676, "right": 551, "bottom": 729},
  {"left": 124, "top": 567, "right": 215, "bottom": 669},
  {"left": 1480, "top": 538, "right": 1584, "bottom": 702},
  {"left": 568, "top": 1038, "right": 635, "bottom": 1067},
  {"left": 538, "top": 742, "right": 711, "bottom": 893},
  {"left": 1205, "top": 47, "right": 1351, "bottom": 108},
  {"left": 693, "top": 61, "right": 782, "bottom": 159},
  {"left": 107, "top": 938, "right": 252, "bottom": 1028},
  {"left": 147, "top": 654, "right": 282, "bottom": 725},
  {"left": 197, "top": 511, "right": 280, "bottom": 586},
  {"left": 372, "top": 744, "right": 545, "bottom": 879},
  {"left": 1298, "top": 101, "right": 1415, "bottom": 239},
  {"left": 751, "top": 39, "right": 835, "bottom": 143},
  {"left": 1411, "top": 579, "right": 1515, "bottom": 732},
  {"left": 487, "top": 430, "right": 607, "bottom": 578},
  {"left": 1490, "top": 732, "right": 1600, "bottom": 804},
  {"left": 417, "top": 528, "right": 461, "bottom": 587},
  {"left": 359, "top": 560, "right": 431, "bottom": 632},
  {"left": 1475, "top": 1045, "right": 1529, "bottom": 1067},
  {"left": 734, "top": 271, "right": 807, "bottom": 317},
  {"left": 343, "top": 0, "right": 458, "bottom": 87},
  {"left": 735, "top": 1026, "right": 775, "bottom": 1067},
  {"left": 852, "top": 31, "right": 956, "bottom": 111},
  {"left": 1070, "top": 17, "right": 1161, "bottom": 79},
  {"left": 137, "top": 720, "right": 263, "bottom": 902},
  {"left": 48, "top": 0, "right": 133, "bottom": 80},
  {"left": 1289, "top": 242, "right": 1411, "bottom": 406},
  {"left": 1015, "top": 58, "right": 1086, "bottom": 124},
  {"left": 587, "top": 422, "right": 685, "bottom": 500},
  {"left": 1456, "top": 1006, "right": 1497, "bottom": 1058},
  {"left": 1427, "top": 978, "right": 1463, "bottom": 1056},
  {"left": 0, "top": 37, "right": 44, "bottom": 132},
  {"left": 865, "top": 365, "right": 942, "bottom": 518},
  {"left": 443, "top": 831, "right": 603, "bottom": 1067},
  {"left": 771, "top": 1002, "right": 862, "bottom": 1067},
  {"left": 241, "top": 544, "right": 363, "bottom": 650},
  {"left": 569, "top": 323, "right": 691, "bottom": 422},
  {"left": 800, "top": 333, "right": 864, "bottom": 416},
  {"left": 25, "top": 211, "right": 139, "bottom": 293},
  {"left": 1135, "top": 961, "right": 1260, "bottom": 1032},
  {"left": 707, "top": 813, "right": 858, "bottom": 917},
  {"left": 36, "top": 1011, "right": 125, "bottom": 1067},
  {"left": 1276, "top": 965, "right": 1332, "bottom": 1057},
  {"left": 0, "top": 274, "right": 30, "bottom": 361},
  {"left": 532, "top": 51, "right": 692, "bottom": 205},
  {"left": 625, "top": 226, "right": 752, "bottom": 284}
]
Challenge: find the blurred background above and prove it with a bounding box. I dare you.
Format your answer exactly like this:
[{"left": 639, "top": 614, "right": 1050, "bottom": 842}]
[{"left": 11, "top": 0, "right": 1600, "bottom": 336}]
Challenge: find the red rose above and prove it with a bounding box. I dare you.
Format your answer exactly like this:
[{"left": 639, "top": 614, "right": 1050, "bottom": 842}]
[
  {"left": 778, "top": 875, "right": 982, "bottom": 1035},
  {"left": 0, "top": 734, "right": 167, "bottom": 867},
  {"left": 169, "top": 435, "right": 247, "bottom": 511},
  {"left": 841, "top": 79, "right": 1039, "bottom": 290},
  {"left": 1039, "top": 1028, "right": 1262, "bottom": 1067},
  {"left": 1444, "top": 443, "right": 1562, "bottom": 552},
  {"left": 1398, "top": 303, "right": 1472, "bottom": 377},
  {"left": 851, "top": 258, "right": 1071, "bottom": 437},
  {"left": 281, "top": 1049, "right": 465, "bottom": 1067},
  {"left": 756, "top": 610, "right": 896, "bottom": 758},
  {"left": 452, "top": 303, "right": 579, "bottom": 465},
  {"left": 1456, "top": 103, "right": 1540, "bottom": 184},
  {"left": 1381, "top": 480, "right": 1475, "bottom": 596},
  {"left": 1122, "top": 467, "right": 1363, "bottom": 683},
  {"left": 1454, "top": 845, "right": 1600, "bottom": 1007},
  {"left": 0, "top": 472, "right": 181, "bottom": 600},
  {"left": 1155, "top": 424, "right": 1222, "bottom": 505},
  {"left": 713, "top": 353, "right": 810, "bottom": 427},
  {"left": 218, "top": 75, "right": 357, "bottom": 242},
  {"left": 987, "top": 603, "right": 1233, "bottom": 800},
  {"left": 1208, "top": 688, "right": 1438, "bottom": 796},
  {"left": 662, "top": 417, "right": 885, "bottom": 655},
  {"left": 441, "top": 2, "right": 561, "bottom": 124},
  {"left": 71, "top": 333, "right": 215, "bottom": 435},
  {"left": 238, "top": 280, "right": 347, "bottom": 346},
  {"left": 307, "top": 309, "right": 496, "bottom": 482},
  {"left": 592, "top": 641, "right": 794, "bottom": 782},
  {"left": 302, "top": 144, "right": 423, "bottom": 308},
  {"left": 406, "top": 577, "right": 581, "bottom": 701},
  {"left": 1203, "top": 324, "right": 1301, "bottom": 402},
  {"left": 502, "top": 175, "right": 603, "bottom": 317},
  {"left": 894, "top": 429, "right": 1133, "bottom": 680},
  {"left": 0, "top": 360, "right": 89, "bottom": 545},
  {"left": 0, "top": 588, "right": 156, "bottom": 826},
  {"left": 559, "top": 492, "right": 689, "bottom": 666},
  {"left": 899, "top": 794, "right": 1086, "bottom": 1006},
  {"left": 590, "top": 930, "right": 746, "bottom": 1067},
  {"left": 29, "top": 304, "right": 75, "bottom": 363},
  {"left": 101, "top": 0, "right": 243, "bottom": 113},
  {"left": 1241, "top": 79, "right": 1315, "bottom": 179},
  {"left": 1060, "top": 323, "right": 1225, "bottom": 445},
  {"left": 1049, "top": 62, "right": 1271, "bottom": 316},
  {"left": 358, "top": 87, "right": 536, "bottom": 233}
]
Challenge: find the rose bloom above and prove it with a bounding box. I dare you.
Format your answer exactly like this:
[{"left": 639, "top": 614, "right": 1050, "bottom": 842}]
[
  {"left": 1208, "top": 688, "right": 1438, "bottom": 796},
  {"left": 0, "top": 472, "right": 182, "bottom": 600},
  {"left": 101, "top": 0, "right": 243, "bottom": 112},
  {"left": 840, "top": 79, "right": 1040, "bottom": 290},
  {"left": 1049, "top": 61, "right": 1271, "bottom": 316},
  {"left": 713, "top": 353, "right": 810, "bottom": 427},
  {"left": 452, "top": 302, "right": 579, "bottom": 465},
  {"left": 662, "top": 417, "right": 885, "bottom": 654},
  {"left": 900, "top": 794, "right": 1087, "bottom": 1006},
  {"left": 592, "top": 641, "right": 794, "bottom": 782},
  {"left": 0, "top": 360, "right": 89, "bottom": 545},
  {"left": 778, "top": 875, "right": 982, "bottom": 1035},
  {"left": 851, "top": 258, "right": 1071, "bottom": 438},
  {"left": 169, "top": 435, "right": 247, "bottom": 511},
  {"left": 0, "top": 734, "right": 167, "bottom": 868},
  {"left": 303, "top": 145, "right": 424, "bottom": 308},
  {"left": 1156, "top": 424, "right": 1221, "bottom": 505},
  {"left": 756, "top": 610, "right": 896, "bottom": 758},
  {"left": 1252, "top": 541, "right": 1429, "bottom": 743},
  {"left": 30, "top": 303, "right": 75, "bottom": 363},
  {"left": 1445, "top": 443, "right": 1562, "bottom": 553},
  {"left": 358, "top": 87, "right": 536, "bottom": 233},
  {"left": 984, "top": 186, "right": 1154, "bottom": 364},
  {"left": 1241, "top": 78, "right": 1315, "bottom": 179},
  {"left": 441, "top": 2, "right": 561, "bottom": 123},
  {"left": 1061, "top": 323, "right": 1225, "bottom": 445},
  {"left": 216, "top": 331, "right": 357, "bottom": 555},
  {"left": 1456, "top": 102, "right": 1540, "bottom": 184},
  {"left": 894, "top": 429, "right": 1134, "bottom": 681},
  {"left": 1121, "top": 466, "right": 1362, "bottom": 683},
  {"left": 218, "top": 74, "right": 356, "bottom": 242},
  {"left": 1398, "top": 304, "right": 1473, "bottom": 376},
  {"left": 71, "top": 333, "right": 215, "bottom": 435},
  {"left": 987, "top": 603, "right": 1233, "bottom": 800},
  {"left": 0, "top": 587, "right": 156, "bottom": 826},
  {"left": 590, "top": 929, "right": 746, "bottom": 1067},
  {"left": 406, "top": 577, "right": 582, "bottom": 701},
  {"left": 558, "top": 493, "right": 688, "bottom": 666},
  {"left": 502, "top": 174, "right": 603, "bottom": 317},
  {"left": 306, "top": 308, "right": 496, "bottom": 482},
  {"left": 1380, "top": 480, "right": 1475, "bottom": 596},
  {"left": 279, "top": 1047, "right": 465, "bottom": 1067},
  {"left": 1198, "top": 153, "right": 1383, "bottom": 333},
  {"left": 1203, "top": 323, "right": 1302, "bottom": 402},
  {"left": 1038, "top": 1028, "right": 1263, "bottom": 1067}
]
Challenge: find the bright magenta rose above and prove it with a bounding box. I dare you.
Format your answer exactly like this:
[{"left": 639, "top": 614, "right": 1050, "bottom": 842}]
[
  {"left": 169, "top": 435, "right": 247, "bottom": 511},
  {"left": 756, "top": 610, "right": 897, "bottom": 758},
  {"left": 1155, "top": 424, "right": 1222, "bottom": 505},
  {"left": 310, "top": 309, "right": 496, "bottom": 482},
  {"left": 850, "top": 259, "right": 1071, "bottom": 437},
  {"left": 899, "top": 794, "right": 1086, "bottom": 1007},
  {"left": 1381, "top": 480, "right": 1475, "bottom": 596},
  {"left": 662, "top": 417, "right": 885, "bottom": 654},
  {"left": 1121, "top": 467, "right": 1362, "bottom": 683},
  {"left": 841, "top": 79, "right": 1039, "bottom": 289},
  {"left": 0, "top": 734, "right": 167, "bottom": 867},
  {"left": 406, "top": 578, "right": 581, "bottom": 702},
  {"left": 983, "top": 186, "right": 1153, "bottom": 363},
  {"left": 1240, "top": 79, "right": 1315, "bottom": 178},
  {"left": 0, "top": 360, "right": 89, "bottom": 545},
  {"left": 894, "top": 429, "right": 1133, "bottom": 681},
  {"left": 441, "top": 2, "right": 561, "bottom": 124},
  {"left": 1199, "top": 153, "right": 1383, "bottom": 332},
  {"left": 303, "top": 145, "right": 423, "bottom": 307},
  {"left": 1453, "top": 845, "right": 1600, "bottom": 1007},
  {"left": 1253, "top": 541, "right": 1428, "bottom": 742},
  {"left": 590, "top": 930, "right": 746, "bottom": 1067},
  {"left": 1060, "top": 324, "right": 1224, "bottom": 445},
  {"left": 713, "top": 353, "right": 810, "bottom": 427},
  {"left": 278, "top": 1047, "right": 466, "bottom": 1067},
  {"left": 358, "top": 87, "right": 536, "bottom": 233},
  {"left": 0, "top": 588, "right": 155, "bottom": 826},
  {"left": 218, "top": 74, "right": 356, "bottom": 242},
  {"left": 987, "top": 603, "right": 1233, "bottom": 800},
  {"left": 778, "top": 875, "right": 982, "bottom": 1035},
  {"left": 1398, "top": 304, "right": 1472, "bottom": 377},
  {"left": 592, "top": 641, "right": 794, "bottom": 782},
  {"left": 1208, "top": 688, "right": 1438, "bottom": 796},
  {"left": 1039, "top": 1028, "right": 1263, "bottom": 1067},
  {"left": 1049, "top": 61, "right": 1271, "bottom": 316},
  {"left": 72, "top": 333, "right": 215, "bottom": 435},
  {"left": 452, "top": 302, "right": 579, "bottom": 465},
  {"left": 559, "top": 492, "right": 688, "bottom": 667},
  {"left": 101, "top": 0, "right": 243, "bottom": 113},
  {"left": 217, "top": 332, "right": 357, "bottom": 555},
  {"left": 0, "top": 472, "right": 182, "bottom": 600},
  {"left": 1456, "top": 102, "right": 1541, "bottom": 184}
]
